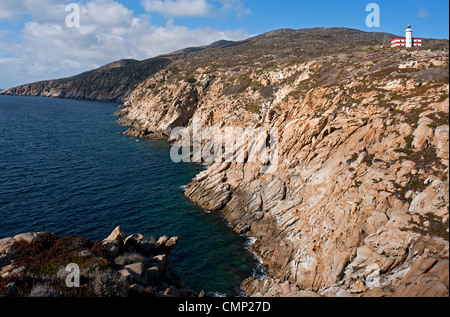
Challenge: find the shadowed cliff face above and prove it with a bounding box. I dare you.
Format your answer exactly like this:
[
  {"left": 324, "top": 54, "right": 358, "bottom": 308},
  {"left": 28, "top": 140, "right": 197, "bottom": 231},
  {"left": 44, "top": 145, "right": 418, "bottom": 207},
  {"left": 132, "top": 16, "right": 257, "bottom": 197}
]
[
  {"left": 1, "top": 58, "right": 170, "bottom": 102},
  {"left": 2, "top": 28, "right": 449, "bottom": 297}
]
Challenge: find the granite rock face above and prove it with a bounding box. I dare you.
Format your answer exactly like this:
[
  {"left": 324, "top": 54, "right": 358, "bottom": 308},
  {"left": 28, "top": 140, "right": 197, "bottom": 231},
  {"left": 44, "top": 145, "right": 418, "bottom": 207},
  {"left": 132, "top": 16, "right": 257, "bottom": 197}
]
[{"left": 119, "top": 33, "right": 449, "bottom": 297}]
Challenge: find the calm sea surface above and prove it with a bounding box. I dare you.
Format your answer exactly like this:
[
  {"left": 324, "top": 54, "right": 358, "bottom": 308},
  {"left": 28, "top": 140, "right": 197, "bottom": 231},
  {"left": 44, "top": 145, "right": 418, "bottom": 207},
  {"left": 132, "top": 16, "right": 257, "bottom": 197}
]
[{"left": 0, "top": 95, "right": 260, "bottom": 296}]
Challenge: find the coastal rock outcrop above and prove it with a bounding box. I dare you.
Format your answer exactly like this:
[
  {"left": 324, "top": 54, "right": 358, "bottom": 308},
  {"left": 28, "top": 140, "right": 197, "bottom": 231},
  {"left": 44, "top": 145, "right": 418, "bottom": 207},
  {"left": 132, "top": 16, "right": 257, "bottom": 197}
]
[{"left": 0, "top": 228, "right": 194, "bottom": 297}]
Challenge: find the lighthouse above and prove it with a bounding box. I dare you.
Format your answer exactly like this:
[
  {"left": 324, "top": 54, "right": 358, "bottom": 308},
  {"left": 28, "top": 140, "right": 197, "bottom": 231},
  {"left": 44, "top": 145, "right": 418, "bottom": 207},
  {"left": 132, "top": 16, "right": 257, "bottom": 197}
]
[
  {"left": 391, "top": 25, "right": 422, "bottom": 48},
  {"left": 405, "top": 25, "right": 413, "bottom": 48}
]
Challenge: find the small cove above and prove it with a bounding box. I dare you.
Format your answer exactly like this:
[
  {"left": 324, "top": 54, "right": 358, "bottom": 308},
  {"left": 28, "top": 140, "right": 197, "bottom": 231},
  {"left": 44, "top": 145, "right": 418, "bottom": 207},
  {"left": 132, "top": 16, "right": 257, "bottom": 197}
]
[{"left": 0, "top": 95, "right": 260, "bottom": 296}]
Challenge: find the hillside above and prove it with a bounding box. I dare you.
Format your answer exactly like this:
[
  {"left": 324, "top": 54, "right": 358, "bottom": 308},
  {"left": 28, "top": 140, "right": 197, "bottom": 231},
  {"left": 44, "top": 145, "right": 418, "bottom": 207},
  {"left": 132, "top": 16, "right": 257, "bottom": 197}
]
[
  {"left": 1, "top": 27, "right": 400, "bottom": 102},
  {"left": 2, "top": 27, "right": 449, "bottom": 297}
]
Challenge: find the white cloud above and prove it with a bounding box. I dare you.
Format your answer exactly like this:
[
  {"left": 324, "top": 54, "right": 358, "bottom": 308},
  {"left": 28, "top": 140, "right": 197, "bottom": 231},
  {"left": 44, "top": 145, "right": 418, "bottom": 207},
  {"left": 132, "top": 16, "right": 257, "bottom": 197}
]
[
  {"left": 83, "top": 0, "right": 135, "bottom": 27},
  {"left": 0, "top": 0, "right": 249, "bottom": 88},
  {"left": 417, "top": 8, "right": 431, "bottom": 19},
  {"left": 0, "top": 0, "right": 66, "bottom": 22},
  {"left": 0, "top": 0, "right": 28, "bottom": 20},
  {"left": 0, "top": 29, "right": 14, "bottom": 39},
  {"left": 217, "top": 0, "right": 251, "bottom": 18},
  {"left": 141, "top": 0, "right": 212, "bottom": 17},
  {"left": 140, "top": 0, "right": 251, "bottom": 18}
]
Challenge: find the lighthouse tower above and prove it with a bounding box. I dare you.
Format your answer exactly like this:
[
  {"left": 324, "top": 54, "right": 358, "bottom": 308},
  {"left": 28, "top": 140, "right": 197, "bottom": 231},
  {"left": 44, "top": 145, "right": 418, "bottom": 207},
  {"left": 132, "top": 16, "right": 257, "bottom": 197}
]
[{"left": 405, "top": 25, "right": 413, "bottom": 48}]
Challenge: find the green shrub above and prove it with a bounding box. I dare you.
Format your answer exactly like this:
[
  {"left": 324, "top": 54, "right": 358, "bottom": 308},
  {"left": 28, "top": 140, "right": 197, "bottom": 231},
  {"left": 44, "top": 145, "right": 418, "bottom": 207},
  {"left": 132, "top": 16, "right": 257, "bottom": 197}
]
[
  {"left": 114, "top": 252, "right": 145, "bottom": 266},
  {"left": 11, "top": 233, "right": 110, "bottom": 277},
  {"left": 244, "top": 104, "right": 261, "bottom": 113},
  {"left": 28, "top": 284, "right": 58, "bottom": 297},
  {"left": 93, "top": 270, "right": 128, "bottom": 297},
  {"left": 184, "top": 77, "right": 197, "bottom": 84}
]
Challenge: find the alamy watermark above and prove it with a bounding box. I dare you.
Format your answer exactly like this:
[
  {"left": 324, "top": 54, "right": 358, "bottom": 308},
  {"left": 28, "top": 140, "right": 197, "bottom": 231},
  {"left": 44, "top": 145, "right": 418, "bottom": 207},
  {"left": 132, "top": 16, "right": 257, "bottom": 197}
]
[
  {"left": 65, "top": 3, "right": 380, "bottom": 29},
  {"left": 170, "top": 119, "right": 279, "bottom": 174},
  {"left": 65, "top": 3, "right": 80, "bottom": 28},
  {"left": 366, "top": 3, "right": 380, "bottom": 28},
  {"left": 65, "top": 263, "right": 80, "bottom": 288}
]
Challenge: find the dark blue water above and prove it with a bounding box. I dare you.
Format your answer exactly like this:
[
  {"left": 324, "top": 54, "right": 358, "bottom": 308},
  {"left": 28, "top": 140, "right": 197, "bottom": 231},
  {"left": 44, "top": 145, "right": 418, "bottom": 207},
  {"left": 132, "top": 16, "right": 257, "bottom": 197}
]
[{"left": 0, "top": 95, "right": 259, "bottom": 296}]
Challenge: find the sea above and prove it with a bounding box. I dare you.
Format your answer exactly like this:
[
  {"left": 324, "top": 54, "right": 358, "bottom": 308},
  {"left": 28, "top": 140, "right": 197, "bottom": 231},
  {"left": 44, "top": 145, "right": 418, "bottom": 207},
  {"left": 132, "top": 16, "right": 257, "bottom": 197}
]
[{"left": 0, "top": 95, "right": 261, "bottom": 296}]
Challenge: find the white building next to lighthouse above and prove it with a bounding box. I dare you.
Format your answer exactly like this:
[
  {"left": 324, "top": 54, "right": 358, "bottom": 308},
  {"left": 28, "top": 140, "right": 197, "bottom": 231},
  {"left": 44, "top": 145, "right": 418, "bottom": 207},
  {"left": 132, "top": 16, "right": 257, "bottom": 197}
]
[{"left": 391, "top": 25, "right": 422, "bottom": 48}]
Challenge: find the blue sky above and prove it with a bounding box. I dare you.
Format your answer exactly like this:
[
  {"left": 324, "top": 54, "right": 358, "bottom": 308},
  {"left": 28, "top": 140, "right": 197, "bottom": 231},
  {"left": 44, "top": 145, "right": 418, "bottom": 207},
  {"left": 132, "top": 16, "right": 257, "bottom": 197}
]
[
  {"left": 133, "top": 0, "right": 450, "bottom": 39},
  {"left": 0, "top": 0, "right": 448, "bottom": 88}
]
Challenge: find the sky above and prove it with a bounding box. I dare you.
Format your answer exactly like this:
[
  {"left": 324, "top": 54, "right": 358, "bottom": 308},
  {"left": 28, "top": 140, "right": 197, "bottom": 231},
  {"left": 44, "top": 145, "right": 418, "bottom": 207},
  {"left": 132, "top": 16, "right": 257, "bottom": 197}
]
[{"left": 0, "top": 0, "right": 448, "bottom": 88}]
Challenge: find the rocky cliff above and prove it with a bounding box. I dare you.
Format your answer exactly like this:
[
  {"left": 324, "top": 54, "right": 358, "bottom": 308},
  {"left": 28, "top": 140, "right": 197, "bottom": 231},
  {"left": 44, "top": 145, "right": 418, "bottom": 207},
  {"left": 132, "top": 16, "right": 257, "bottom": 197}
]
[{"left": 2, "top": 28, "right": 449, "bottom": 297}]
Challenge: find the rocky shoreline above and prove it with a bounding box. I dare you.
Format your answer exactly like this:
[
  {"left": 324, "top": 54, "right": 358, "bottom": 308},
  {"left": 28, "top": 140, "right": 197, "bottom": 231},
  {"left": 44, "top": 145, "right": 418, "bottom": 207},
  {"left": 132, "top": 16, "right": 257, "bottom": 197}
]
[
  {"left": 0, "top": 227, "right": 197, "bottom": 297},
  {"left": 113, "top": 43, "right": 450, "bottom": 297}
]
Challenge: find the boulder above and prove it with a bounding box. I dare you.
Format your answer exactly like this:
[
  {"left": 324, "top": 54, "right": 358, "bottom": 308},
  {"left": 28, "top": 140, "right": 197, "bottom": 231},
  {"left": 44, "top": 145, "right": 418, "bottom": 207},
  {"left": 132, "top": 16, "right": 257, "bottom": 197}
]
[
  {"left": 385, "top": 212, "right": 413, "bottom": 230},
  {"left": 124, "top": 233, "right": 144, "bottom": 253},
  {"left": 433, "top": 125, "right": 449, "bottom": 161},
  {"left": 13, "top": 233, "right": 39, "bottom": 244},
  {"left": 391, "top": 255, "right": 449, "bottom": 297},
  {"left": 116, "top": 268, "right": 132, "bottom": 280},
  {"left": 122, "top": 263, "right": 145, "bottom": 284},
  {"left": 152, "top": 255, "right": 168, "bottom": 274},
  {"left": 365, "top": 212, "right": 389, "bottom": 234},
  {"left": 0, "top": 237, "right": 16, "bottom": 255},
  {"left": 412, "top": 117, "right": 434, "bottom": 151},
  {"left": 0, "top": 264, "right": 13, "bottom": 277},
  {"left": 102, "top": 226, "right": 125, "bottom": 257},
  {"left": 129, "top": 283, "right": 147, "bottom": 294},
  {"left": 365, "top": 229, "right": 411, "bottom": 267},
  {"left": 102, "top": 241, "right": 121, "bottom": 258},
  {"left": 164, "top": 237, "right": 179, "bottom": 254},
  {"left": 146, "top": 267, "right": 160, "bottom": 283},
  {"left": 163, "top": 286, "right": 180, "bottom": 297},
  {"left": 104, "top": 226, "right": 124, "bottom": 243},
  {"left": 155, "top": 236, "right": 169, "bottom": 249}
]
